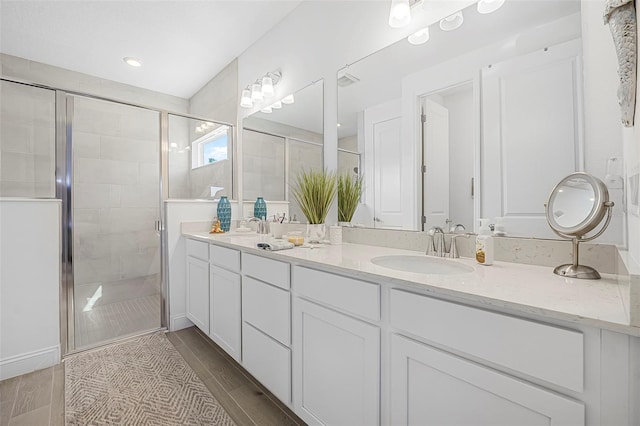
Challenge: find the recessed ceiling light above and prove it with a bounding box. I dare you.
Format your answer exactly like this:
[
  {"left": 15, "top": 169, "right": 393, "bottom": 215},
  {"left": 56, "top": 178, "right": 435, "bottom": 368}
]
[{"left": 123, "top": 57, "right": 143, "bottom": 67}]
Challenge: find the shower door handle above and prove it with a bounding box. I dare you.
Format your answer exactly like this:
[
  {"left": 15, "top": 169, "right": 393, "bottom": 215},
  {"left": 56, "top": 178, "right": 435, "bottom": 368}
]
[{"left": 154, "top": 220, "right": 162, "bottom": 231}]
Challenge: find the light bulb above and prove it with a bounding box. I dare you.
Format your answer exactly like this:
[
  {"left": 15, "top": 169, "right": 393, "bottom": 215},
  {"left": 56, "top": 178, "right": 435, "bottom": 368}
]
[
  {"left": 408, "top": 27, "right": 430, "bottom": 45},
  {"left": 477, "top": 0, "right": 505, "bottom": 14},
  {"left": 261, "top": 106, "right": 273, "bottom": 114},
  {"left": 261, "top": 76, "right": 275, "bottom": 98},
  {"left": 271, "top": 101, "right": 282, "bottom": 109},
  {"left": 439, "top": 11, "right": 464, "bottom": 31},
  {"left": 282, "top": 94, "right": 295, "bottom": 104},
  {"left": 240, "top": 88, "right": 253, "bottom": 108},
  {"left": 388, "top": 0, "right": 411, "bottom": 28},
  {"left": 251, "top": 83, "right": 263, "bottom": 101}
]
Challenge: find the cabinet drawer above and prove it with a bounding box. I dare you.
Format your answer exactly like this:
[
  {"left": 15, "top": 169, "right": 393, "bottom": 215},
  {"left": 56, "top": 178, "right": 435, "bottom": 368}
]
[
  {"left": 293, "top": 266, "right": 380, "bottom": 321},
  {"left": 243, "top": 322, "right": 291, "bottom": 404},
  {"left": 243, "top": 276, "right": 290, "bottom": 346},
  {"left": 243, "top": 253, "right": 290, "bottom": 289},
  {"left": 390, "top": 289, "right": 584, "bottom": 393},
  {"left": 210, "top": 244, "right": 240, "bottom": 272},
  {"left": 186, "top": 238, "right": 209, "bottom": 261}
]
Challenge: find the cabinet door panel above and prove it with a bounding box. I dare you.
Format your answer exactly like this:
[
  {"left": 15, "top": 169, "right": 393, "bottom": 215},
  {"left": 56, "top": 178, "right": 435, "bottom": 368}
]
[
  {"left": 243, "top": 322, "right": 291, "bottom": 404},
  {"left": 209, "top": 264, "right": 241, "bottom": 361},
  {"left": 390, "top": 334, "right": 584, "bottom": 426},
  {"left": 186, "top": 256, "right": 209, "bottom": 334},
  {"left": 294, "top": 299, "right": 379, "bottom": 426}
]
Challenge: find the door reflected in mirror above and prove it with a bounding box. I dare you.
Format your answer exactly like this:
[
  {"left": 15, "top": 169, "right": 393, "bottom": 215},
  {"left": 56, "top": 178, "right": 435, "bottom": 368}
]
[
  {"left": 243, "top": 80, "right": 323, "bottom": 222},
  {"left": 551, "top": 179, "right": 596, "bottom": 229},
  {"left": 337, "top": 0, "right": 623, "bottom": 244}
]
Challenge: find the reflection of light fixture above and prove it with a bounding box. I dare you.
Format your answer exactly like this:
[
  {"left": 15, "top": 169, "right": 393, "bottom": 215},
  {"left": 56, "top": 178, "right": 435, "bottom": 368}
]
[
  {"left": 440, "top": 11, "right": 464, "bottom": 31},
  {"left": 282, "top": 94, "right": 295, "bottom": 104},
  {"left": 477, "top": 0, "right": 505, "bottom": 14},
  {"left": 251, "top": 82, "right": 263, "bottom": 101},
  {"left": 337, "top": 123, "right": 342, "bottom": 127},
  {"left": 261, "top": 76, "right": 274, "bottom": 98},
  {"left": 408, "top": 27, "right": 430, "bottom": 45},
  {"left": 261, "top": 106, "right": 273, "bottom": 113},
  {"left": 123, "top": 57, "right": 143, "bottom": 67},
  {"left": 240, "top": 88, "right": 253, "bottom": 108},
  {"left": 388, "top": 0, "right": 411, "bottom": 28},
  {"left": 271, "top": 100, "right": 282, "bottom": 109}
]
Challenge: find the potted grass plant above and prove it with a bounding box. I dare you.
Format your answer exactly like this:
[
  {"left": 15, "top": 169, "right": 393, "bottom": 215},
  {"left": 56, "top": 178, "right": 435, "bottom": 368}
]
[
  {"left": 337, "top": 172, "right": 364, "bottom": 226},
  {"left": 291, "top": 168, "right": 337, "bottom": 242}
]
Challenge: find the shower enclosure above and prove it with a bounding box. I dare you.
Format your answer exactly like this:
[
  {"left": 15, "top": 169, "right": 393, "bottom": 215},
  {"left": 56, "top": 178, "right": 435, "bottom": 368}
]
[{"left": 1, "top": 78, "right": 230, "bottom": 354}]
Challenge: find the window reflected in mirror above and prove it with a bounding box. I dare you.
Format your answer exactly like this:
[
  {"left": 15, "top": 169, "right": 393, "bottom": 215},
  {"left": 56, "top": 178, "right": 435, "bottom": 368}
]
[{"left": 167, "top": 114, "right": 233, "bottom": 199}]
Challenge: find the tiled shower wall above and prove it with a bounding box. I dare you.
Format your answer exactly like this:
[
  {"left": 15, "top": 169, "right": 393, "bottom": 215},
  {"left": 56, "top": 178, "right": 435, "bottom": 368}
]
[
  {"left": 0, "top": 81, "right": 56, "bottom": 197},
  {"left": 72, "top": 96, "right": 161, "bottom": 287}
]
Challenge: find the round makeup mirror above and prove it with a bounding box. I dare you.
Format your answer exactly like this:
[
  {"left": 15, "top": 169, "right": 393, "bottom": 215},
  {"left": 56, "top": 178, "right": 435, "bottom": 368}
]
[{"left": 545, "top": 172, "right": 614, "bottom": 279}]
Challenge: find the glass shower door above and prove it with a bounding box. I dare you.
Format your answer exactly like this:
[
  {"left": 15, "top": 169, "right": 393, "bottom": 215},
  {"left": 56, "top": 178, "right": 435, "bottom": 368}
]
[{"left": 70, "top": 95, "right": 162, "bottom": 349}]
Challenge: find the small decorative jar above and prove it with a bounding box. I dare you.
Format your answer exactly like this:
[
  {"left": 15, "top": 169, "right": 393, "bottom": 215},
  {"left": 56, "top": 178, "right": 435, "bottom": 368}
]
[
  {"left": 254, "top": 197, "right": 267, "bottom": 220},
  {"left": 216, "top": 196, "right": 231, "bottom": 232}
]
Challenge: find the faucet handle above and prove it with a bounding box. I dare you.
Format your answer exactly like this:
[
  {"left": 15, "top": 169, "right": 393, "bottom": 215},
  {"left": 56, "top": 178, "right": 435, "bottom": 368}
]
[{"left": 448, "top": 233, "right": 470, "bottom": 259}]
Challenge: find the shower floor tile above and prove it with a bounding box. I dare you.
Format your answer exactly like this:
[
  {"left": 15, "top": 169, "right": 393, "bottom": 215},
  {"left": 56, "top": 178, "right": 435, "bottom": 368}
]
[{"left": 74, "top": 276, "right": 160, "bottom": 349}]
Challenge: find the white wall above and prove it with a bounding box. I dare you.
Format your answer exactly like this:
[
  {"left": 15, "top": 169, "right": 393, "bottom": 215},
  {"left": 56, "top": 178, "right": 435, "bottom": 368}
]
[{"left": 0, "top": 200, "right": 60, "bottom": 380}]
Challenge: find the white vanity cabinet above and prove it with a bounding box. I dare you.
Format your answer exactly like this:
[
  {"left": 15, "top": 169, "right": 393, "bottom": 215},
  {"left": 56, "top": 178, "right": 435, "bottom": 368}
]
[
  {"left": 389, "top": 288, "right": 585, "bottom": 425},
  {"left": 208, "top": 245, "right": 242, "bottom": 361},
  {"left": 292, "top": 266, "right": 380, "bottom": 426},
  {"left": 390, "top": 334, "right": 584, "bottom": 425},
  {"left": 186, "top": 239, "right": 210, "bottom": 334},
  {"left": 241, "top": 253, "right": 293, "bottom": 404}
]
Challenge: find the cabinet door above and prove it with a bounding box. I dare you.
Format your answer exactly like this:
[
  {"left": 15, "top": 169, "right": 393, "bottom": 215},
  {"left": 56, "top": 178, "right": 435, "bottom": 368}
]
[
  {"left": 390, "top": 334, "right": 585, "bottom": 426},
  {"left": 209, "top": 264, "right": 241, "bottom": 361},
  {"left": 293, "top": 298, "right": 379, "bottom": 426},
  {"left": 186, "top": 256, "right": 209, "bottom": 334}
]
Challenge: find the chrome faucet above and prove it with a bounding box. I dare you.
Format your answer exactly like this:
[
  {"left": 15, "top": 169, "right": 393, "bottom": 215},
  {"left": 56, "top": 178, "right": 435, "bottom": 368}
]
[
  {"left": 248, "top": 217, "right": 270, "bottom": 235},
  {"left": 427, "top": 226, "right": 470, "bottom": 258},
  {"left": 427, "top": 226, "right": 446, "bottom": 256},
  {"left": 449, "top": 223, "right": 466, "bottom": 233}
]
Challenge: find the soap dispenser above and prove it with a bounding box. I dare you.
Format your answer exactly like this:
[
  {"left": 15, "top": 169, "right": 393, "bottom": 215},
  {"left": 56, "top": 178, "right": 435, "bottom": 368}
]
[{"left": 476, "top": 219, "right": 494, "bottom": 266}]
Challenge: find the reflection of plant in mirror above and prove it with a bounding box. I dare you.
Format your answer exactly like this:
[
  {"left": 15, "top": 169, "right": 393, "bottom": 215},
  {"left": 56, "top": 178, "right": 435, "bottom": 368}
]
[
  {"left": 291, "top": 169, "right": 336, "bottom": 224},
  {"left": 338, "top": 172, "right": 363, "bottom": 223}
]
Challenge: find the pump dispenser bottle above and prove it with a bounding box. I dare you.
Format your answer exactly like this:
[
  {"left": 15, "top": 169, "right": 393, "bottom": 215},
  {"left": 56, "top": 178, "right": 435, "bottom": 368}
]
[{"left": 476, "top": 219, "right": 494, "bottom": 265}]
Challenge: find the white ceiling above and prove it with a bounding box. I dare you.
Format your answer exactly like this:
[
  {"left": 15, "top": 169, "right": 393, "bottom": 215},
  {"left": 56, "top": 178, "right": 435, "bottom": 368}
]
[{"left": 0, "top": 0, "right": 302, "bottom": 99}]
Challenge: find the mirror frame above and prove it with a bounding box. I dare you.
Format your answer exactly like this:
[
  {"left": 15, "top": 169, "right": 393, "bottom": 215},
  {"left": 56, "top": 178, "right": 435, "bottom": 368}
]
[{"left": 545, "top": 172, "right": 609, "bottom": 237}]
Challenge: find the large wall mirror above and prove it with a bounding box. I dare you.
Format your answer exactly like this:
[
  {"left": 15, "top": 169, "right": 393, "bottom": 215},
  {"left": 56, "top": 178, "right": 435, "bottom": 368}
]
[
  {"left": 167, "top": 114, "right": 234, "bottom": 200},
  {"left": 243, "top": 79, "right": 324, "bottom": 221},
  {"left": 337, "top": 0, "right": 624, "bottom": 243}
]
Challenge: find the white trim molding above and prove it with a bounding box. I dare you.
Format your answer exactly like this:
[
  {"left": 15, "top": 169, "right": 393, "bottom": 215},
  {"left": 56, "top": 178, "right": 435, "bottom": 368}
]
[{"left": 0, "top": 345, "right": 60, "bottom": 381}]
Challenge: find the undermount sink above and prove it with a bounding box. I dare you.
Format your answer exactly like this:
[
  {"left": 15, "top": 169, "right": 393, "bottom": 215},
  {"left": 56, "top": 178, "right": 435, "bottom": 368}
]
[{"left": 371, "top": 255, "right": 474, "bottom": 275}]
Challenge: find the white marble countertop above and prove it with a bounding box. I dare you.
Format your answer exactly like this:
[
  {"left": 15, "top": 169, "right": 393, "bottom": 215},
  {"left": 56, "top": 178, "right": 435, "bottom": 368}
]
[{"left": 184, "top": 231, "right": 638, "bottom": 336}]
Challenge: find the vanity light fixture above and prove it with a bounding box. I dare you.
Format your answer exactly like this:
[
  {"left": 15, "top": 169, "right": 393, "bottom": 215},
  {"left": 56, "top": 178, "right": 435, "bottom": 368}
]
[
  {"left": 261, "top": 75, "right": 274, "bottom": 98},
  {"left": 261, "top": 106, "right": 273, "bottom": 113},
  {"left": 440, "top": 11, "right": 464, "bottom": 31},
  {"left": 123, "top": 57, "right": 143, "bottom": 67},
  {"left": 251, "top": 82, "right": 264, "bottom": 102},
  {"left": 282, "top": 94, "right": 295, "bottom": 104},
  {"left": 240, "top": 88, "right": 253, "bottom": 108},
  {"left": 388, "top": 0, "right": 411, "bottom": 28},
  {"left": 271, "top": 100, "right": 282, "bottom": 109},
  {"left": 408, "top": 26, "right": 430, "bottom": 45},
  {"left": 477, "top": 0, "right": 505, "bottom": 14}
]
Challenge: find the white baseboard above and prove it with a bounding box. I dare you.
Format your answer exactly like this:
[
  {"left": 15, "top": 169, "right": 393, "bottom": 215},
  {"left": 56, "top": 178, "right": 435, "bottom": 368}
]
[
  {"left": 0, "top": 345, "right": 60, "bottom": 380},
  {"left": 170, "top": 314, "right": 194, "bottom": 331}
]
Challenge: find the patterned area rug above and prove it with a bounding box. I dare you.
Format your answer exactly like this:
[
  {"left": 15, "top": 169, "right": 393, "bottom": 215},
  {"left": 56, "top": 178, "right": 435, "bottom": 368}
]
[{"left": 65, "top": 333, "right": 236, "bottom": 425}]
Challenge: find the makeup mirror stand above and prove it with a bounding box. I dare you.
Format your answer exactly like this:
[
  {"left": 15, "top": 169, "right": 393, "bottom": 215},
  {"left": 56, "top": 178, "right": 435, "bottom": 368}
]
[{"left": 549, "top": 201, "right": 614, "bottom": 279}]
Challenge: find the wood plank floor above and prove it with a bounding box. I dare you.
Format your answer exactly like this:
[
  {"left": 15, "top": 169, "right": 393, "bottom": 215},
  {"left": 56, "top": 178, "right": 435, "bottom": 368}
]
[
  {"left": 0, "top": 327, "right": 305, "bottom": 426},
  {"left": 167, "top": 327, "right": 306, "bottom": 426}
]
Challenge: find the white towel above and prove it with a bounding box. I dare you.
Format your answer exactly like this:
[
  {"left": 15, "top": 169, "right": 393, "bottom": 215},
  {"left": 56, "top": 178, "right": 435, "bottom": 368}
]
[{"left": 256, "top": 241, "right": 295, "bottom": 251}]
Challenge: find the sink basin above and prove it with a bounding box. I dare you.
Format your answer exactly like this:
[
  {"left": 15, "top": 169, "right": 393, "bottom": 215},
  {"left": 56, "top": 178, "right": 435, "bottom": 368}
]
[{"left": 371, "top": 255, "right": 474, "bottom": 275}]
